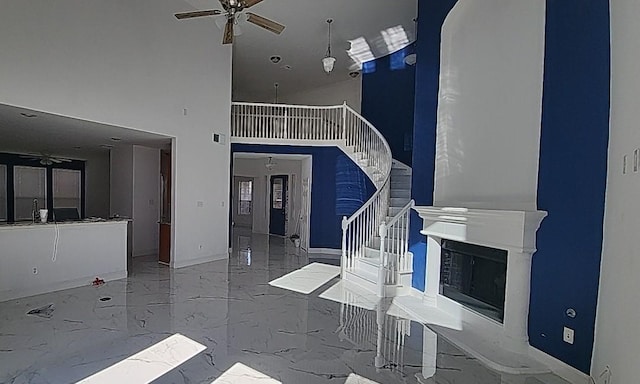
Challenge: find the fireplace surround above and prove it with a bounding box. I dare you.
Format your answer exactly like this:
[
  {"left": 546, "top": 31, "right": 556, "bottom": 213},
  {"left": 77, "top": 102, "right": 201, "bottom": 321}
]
[{"left": 413, "top": 206, "right": 547, "bottom": 354}]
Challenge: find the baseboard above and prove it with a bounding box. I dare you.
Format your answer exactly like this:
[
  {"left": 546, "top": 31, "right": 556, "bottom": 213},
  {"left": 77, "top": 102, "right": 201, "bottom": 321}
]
[
  {"left": 528, "top": 346, "right": 591, "bottom": 384},
  {"left": 0, "top": 270, "right": 127, "bottom": 303},
  {"left": 172, "top": 253, "right": 228, "bottom": 269},
  {"left": 308, "top": 248, "right": 341, "bottom": 258}
]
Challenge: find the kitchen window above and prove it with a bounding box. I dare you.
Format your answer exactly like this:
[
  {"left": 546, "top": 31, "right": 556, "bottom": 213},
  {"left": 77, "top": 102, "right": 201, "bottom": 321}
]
[{"left": 13, "top": 166, "right": 47, "bottom": 221}]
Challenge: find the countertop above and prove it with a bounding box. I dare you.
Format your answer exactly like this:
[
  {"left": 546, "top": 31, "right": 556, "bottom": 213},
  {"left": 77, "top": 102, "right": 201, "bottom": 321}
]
[{"left": 0, "top": 218, "right": 131, "bottom": 230}]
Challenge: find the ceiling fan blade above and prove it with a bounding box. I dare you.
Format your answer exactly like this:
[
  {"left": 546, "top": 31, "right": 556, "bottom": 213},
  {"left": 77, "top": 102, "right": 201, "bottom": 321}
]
[
  {"left": 223, "top": 18, "right": 234, "bottom": 44},
  {"left": 50, "top": 158, "right": 63, "bottom": 163},
  {"left": 246, "top": 12, "right": 285, "bottom": 35},
  {"left": 175, "top": 9, "right": 222, "bottom": 20},
  {"left": 219, "top": 0, "right": 230, "bottom": 10},
  {"left": 242, "top": 0, "right": 264, "bottom": 8}
]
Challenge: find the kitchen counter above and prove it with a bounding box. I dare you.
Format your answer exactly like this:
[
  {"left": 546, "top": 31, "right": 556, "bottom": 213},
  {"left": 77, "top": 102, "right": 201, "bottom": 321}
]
[
  {"left": 0, "top": 218, "right": 131, "bottom": 229},
  {"left": 0, "top": 219, "right": 129, "bottom": 302}
]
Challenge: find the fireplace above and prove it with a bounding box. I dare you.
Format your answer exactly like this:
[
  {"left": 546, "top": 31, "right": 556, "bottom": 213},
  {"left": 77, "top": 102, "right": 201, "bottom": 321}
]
[
  {"left": 413, "top": 206, "right": 546, "bottom": 353},
  {"left": 440, "top": 239, "right": 507, "bottom": 323}
]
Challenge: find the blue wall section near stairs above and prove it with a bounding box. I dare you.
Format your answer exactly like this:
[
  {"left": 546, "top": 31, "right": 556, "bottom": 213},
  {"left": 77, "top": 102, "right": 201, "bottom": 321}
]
[
  {"left": 361, "top": 45, "right": 416, "bottom": 167},
  {"left": 409, "top": 0, "right": 458, "bottom": 292},
  {"left": 231, "top": 144, "right": 375, "bottom": 249}
]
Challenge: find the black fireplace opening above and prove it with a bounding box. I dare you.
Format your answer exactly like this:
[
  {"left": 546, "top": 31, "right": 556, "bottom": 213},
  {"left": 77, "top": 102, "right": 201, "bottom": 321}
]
[{"left": 439, "top": 239, "right": 507, "bottom": 323}]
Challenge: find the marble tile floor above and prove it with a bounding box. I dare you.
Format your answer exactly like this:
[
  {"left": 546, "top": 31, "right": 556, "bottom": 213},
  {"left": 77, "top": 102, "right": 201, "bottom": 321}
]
[{"left": 0, "top": 232, "right": 570, "bottom": 384}]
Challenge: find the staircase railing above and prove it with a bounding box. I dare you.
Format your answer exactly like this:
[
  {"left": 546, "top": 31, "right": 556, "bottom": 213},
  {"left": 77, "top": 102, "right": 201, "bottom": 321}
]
[
  {"left": 378, "top": 200, "right": 415, "bottom": 295},
  {"left": 340, "top": 106, "right": 393, "bottom": 281},
  {"left": 231, "top": 102, "right": 344, "bottom": 141},
  {"left": 230, "top": 102, "right": 398, "bottom": 295}
]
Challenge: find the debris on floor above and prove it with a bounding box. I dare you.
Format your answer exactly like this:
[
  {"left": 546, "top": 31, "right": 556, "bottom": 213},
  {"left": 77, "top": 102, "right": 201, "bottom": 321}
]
[
  {"left": 26, "top": 303, "right": 55, "bottom": 319},
  {"left": 92, "top": 277, "right": 105, "bottom": 286}
]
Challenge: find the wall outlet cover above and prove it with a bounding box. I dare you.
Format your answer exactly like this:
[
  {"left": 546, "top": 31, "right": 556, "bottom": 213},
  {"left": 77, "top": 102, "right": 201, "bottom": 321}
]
[{"left": 563, "top": 326, "right": 574, "bottom": 344}]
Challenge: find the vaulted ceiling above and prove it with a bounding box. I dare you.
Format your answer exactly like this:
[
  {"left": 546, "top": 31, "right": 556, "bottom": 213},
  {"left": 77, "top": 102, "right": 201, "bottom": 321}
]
[{"left": 184, "top": 0, "right": 417, "bottom": 101}]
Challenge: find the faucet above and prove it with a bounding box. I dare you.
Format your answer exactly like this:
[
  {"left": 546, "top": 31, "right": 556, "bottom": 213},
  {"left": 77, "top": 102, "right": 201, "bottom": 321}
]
[{"left": 32, "top": 199, "right": 40, "bottom": 223}]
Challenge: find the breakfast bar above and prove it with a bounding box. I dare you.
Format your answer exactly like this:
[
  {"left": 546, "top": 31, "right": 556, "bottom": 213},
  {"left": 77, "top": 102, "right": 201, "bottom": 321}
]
[{"left": 0, "top": 219, "right": 130, "bottom": 302}]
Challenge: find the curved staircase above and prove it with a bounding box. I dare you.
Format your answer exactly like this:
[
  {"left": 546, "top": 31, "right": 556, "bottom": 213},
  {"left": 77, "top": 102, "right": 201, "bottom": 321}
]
[{"left": 231, "top": 102, "right": 414, "bottom": 297}]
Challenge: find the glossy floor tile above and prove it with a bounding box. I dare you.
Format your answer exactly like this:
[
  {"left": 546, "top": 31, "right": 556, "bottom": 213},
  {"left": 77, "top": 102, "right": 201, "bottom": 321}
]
[{"left": 0, "top": 232, "right": 569, "bottom": 384}]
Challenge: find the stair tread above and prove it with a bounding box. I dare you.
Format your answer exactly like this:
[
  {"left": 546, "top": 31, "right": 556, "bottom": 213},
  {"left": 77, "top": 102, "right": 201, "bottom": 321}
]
[
  {"left": 357, "top": 256, "right": 380, "bottom": 265},
  {"left": 346, "top": 268, "right": 377, "bottom": 283}
]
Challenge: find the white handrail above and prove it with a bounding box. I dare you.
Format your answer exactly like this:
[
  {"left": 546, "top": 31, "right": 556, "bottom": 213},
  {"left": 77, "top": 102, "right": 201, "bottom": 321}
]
[
  {"left": 230, "top": 101, "right": 403, "bottom": 297},
  {"left": 379, "top": 200, "right": 415, "bottom": 294},
  {"left": 340, "top": 104, "right": 393, "bottom": 281}
]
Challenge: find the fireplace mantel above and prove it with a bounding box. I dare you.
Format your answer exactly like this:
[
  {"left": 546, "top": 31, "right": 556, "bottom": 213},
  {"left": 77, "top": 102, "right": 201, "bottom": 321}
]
[
  {"left": 415, "top": 207, "right": 547, "bottom": 254},
  {"left": 413, "top": 206, "right": 547, "bottom": 354}
]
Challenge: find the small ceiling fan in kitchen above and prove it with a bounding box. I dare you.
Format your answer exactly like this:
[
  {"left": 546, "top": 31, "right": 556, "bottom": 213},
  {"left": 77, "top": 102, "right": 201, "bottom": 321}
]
[
  {"left": 175, "top": 0, "right": 285, "bottom": 45},
  {"left": 20, "top": 152, "right": 72, "bottom": 166}
]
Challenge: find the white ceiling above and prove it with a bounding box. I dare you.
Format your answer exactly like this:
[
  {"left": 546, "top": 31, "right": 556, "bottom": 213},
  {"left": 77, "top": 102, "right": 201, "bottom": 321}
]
[
  {"left": 0, "top": 1, "right": 417, "bottom": 158},
  {"left": 183, "top": 0, "right": 417, "bottom": 101},
  {"left": 0, "top": 104, "right": 171, "bottom": 159}
]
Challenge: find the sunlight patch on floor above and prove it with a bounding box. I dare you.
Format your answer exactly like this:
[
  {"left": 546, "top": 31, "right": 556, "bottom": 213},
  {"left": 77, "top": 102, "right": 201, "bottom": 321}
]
[
  {"left": 76, "top": 334, "right": 205, "bottom": 384},
  {"left": 268, "top": 262, "right": 340, "bottom": 294},
  {"left": 211, "top": 362, "right": 281, "bottom": 384}
]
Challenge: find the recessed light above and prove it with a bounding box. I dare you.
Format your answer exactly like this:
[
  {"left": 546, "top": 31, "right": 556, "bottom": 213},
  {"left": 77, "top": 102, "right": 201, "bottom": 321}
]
[
  {"left": 100, "top": 144, "right": 114, "bottom": 149},
  {"left": 110, "top": 137, "right": 122, "bottom": 142},
  {"left": 20, "top": 113, "right": 37, "bottom": 118},
  {"left": 349, "top": 71, "right": 360, "bottom": 78},
  {"left": 269, "top": 55, "right": 282, "bottom": 64}
]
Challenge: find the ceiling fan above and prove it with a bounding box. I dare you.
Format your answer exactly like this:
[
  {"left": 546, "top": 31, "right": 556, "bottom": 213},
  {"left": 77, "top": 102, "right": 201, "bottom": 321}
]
[
  {"left": 175, "top": 0, "right": 285, "bottom": 45},
  {"left": 20, "top": 153, "right": 73, "bottom": 166}
]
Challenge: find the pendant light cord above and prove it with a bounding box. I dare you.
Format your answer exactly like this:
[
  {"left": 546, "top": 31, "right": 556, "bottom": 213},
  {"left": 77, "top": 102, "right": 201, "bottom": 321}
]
[{"left": 325, "top": 19, "right": 333, "bottom": 58}]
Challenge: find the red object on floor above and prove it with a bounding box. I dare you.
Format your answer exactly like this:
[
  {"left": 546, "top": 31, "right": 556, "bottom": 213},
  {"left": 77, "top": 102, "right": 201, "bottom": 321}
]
[{"left": 92, "top": 278, "right": 105, "bottom": 286}]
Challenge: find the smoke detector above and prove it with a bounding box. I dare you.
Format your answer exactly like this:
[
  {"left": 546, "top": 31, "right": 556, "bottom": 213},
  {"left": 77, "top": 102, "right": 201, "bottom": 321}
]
[{"left": 270, "top": 55, "right": 282, "bottom": 64}]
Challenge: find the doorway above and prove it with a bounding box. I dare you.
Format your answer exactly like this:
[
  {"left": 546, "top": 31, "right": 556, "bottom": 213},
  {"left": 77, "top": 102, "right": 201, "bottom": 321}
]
[
  {"left": 233, "top": 176, "right": 254, "bottom": 229},
  {"left": 269, "top": 174, "right": 288, "bottom": 236},
  {"left": 159, "top": 148, "right": 172, "bottom": 265}
]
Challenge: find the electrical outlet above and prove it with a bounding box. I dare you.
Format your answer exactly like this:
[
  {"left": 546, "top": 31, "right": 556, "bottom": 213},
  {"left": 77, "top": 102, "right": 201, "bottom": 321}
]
[
  {"left": 32, "top": 268, "right": 38, "bottom": 275},
  {"left": 563, "top": 327, "right": 574, "bottom": 344},
  {"left": 198, "top": 244, "right": 203, "bottom": 250}
]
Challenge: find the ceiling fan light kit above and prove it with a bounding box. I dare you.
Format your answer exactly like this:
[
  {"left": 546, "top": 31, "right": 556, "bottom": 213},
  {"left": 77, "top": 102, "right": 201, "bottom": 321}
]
[
  {"left": 322, "top": 19, "right": 336, "bottom": 74},
  {"left": 174, "top": 0, "right": 285, "bottom": 45},
  {"left": 265, "top": 157, "right": 277, "bottom": 170}
]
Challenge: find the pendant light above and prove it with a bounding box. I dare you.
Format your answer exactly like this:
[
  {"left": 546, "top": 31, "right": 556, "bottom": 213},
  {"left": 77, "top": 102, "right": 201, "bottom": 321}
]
[{"left": 322, "top": 19, "right": 336, "bottom": 74}]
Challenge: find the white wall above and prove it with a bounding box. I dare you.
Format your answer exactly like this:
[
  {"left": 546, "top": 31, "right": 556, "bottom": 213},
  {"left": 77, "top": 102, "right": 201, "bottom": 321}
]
[
  {"left": 83, "top": 151, "right": 110, "bottom": 218},
  {"left": 110, "top": 146, "right": 134, "bottom": 218},
  {"left": 278, "top": 79, "right": 362, "bottom": 112},
  {"left": 0, "top": 0, "right": 232, "bottom": 268},
  {"left": 133, "top": 145, "right": 160, "bottom": 257},
  {"left": 233, "top": 157, "right": 304, "bottom": 237},
  {"left": 592, "top": 1, "right": 640, "bottom": 381},
  {"left": 300, "top": 157, "right": 312, "bottom": 250},
  {"left": 433, "top": 0, "right": 545, "bottom": 211}
]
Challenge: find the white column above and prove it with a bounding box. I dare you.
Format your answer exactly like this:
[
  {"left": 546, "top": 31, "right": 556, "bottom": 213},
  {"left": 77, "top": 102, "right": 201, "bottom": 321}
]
[
  {"left": 501, "top": 250, "right": 533, "bottom": 353},
  {"left": 422, "top": 326, "right": 438, "bottom": 379},
  {"left": 423, "top": 236, "right": 441, "bottom": 306}
]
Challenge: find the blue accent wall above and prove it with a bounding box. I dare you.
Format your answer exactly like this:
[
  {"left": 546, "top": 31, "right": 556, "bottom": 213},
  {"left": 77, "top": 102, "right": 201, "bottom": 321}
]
[
  {"left": 361, "top": 45, "right": 416, "bottom": 167},
  {"left": 231, "top": 144, "right": 375, "bottom": 249},
  {"left": 410, "top": 0, "right": 458, "bottom": 291},
  {"left": 532, "top": 0, "right": 610, "bottom": 373}
]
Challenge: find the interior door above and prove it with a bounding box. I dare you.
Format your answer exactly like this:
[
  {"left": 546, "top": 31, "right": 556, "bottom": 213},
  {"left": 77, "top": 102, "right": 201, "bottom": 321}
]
[
  {"left": 159, "top": 150, "right": 171, "bottom": 265},
  {"left": 269, "top": 175, "right": 288, "bottom": 236},
  {"left": 233, "top": 176, "right": 254, "bottom": 228}
]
